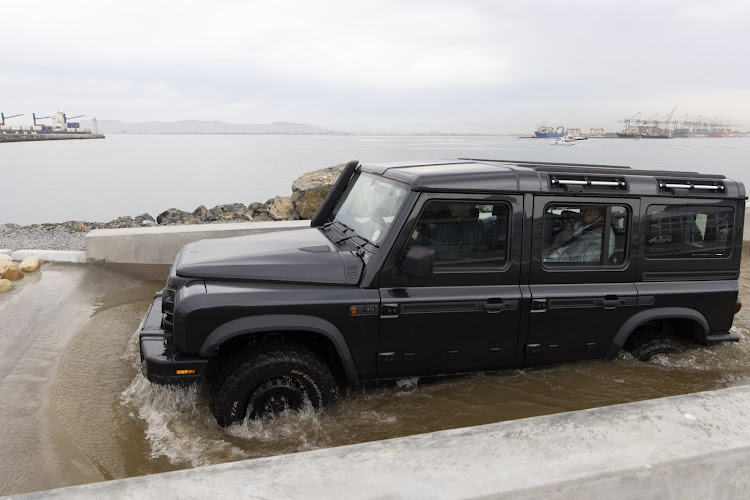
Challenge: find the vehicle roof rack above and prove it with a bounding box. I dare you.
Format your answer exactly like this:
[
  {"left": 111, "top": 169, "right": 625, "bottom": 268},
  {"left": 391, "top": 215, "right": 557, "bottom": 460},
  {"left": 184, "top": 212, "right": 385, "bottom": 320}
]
[{"left": 460, "top": 158, "right": 726, "bottom": 180}]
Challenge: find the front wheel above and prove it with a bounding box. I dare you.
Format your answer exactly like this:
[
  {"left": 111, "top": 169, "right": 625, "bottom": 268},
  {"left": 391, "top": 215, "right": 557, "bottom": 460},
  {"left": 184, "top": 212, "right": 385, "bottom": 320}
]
[{"left": 209, "top": 341, "right": 337, "bottom": 427}]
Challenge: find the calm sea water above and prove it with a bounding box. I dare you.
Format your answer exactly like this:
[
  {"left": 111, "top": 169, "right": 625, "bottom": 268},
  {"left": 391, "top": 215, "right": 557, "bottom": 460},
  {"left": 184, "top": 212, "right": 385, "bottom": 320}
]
[{"left": 2, "top": 134, "right": 749, "bottom": 225}]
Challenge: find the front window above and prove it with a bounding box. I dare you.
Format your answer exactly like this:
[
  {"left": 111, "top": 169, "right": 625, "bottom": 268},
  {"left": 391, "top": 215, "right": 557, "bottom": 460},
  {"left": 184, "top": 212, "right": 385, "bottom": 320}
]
[
  {"left": 405, "top": 201, "right": 509, "bottom": 268},
  {"left": 330, "top": 173, "right": 409, "bottom": 246}
]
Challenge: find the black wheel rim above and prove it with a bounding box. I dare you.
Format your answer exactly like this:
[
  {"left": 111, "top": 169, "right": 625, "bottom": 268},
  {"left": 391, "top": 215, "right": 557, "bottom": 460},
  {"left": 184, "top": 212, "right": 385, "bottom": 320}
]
[{"left": 249, "top": 377, "right": 307, "bottom": 418}]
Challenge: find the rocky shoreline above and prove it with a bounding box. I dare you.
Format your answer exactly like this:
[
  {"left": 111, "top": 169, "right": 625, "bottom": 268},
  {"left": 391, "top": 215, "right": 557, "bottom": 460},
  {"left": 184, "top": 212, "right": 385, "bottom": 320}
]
[{"left": 0, "top": 164, "right": 344, "bottom": 252}]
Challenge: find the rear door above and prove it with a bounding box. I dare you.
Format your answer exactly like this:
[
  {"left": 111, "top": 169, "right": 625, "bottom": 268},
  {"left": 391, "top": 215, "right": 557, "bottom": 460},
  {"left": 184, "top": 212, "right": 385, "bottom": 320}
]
[
  {"left": 376, "top": 193, "right": 524, "bottom": 378},
  {"left": 525, "top": 196, "right": 639, "bottom": 367}
]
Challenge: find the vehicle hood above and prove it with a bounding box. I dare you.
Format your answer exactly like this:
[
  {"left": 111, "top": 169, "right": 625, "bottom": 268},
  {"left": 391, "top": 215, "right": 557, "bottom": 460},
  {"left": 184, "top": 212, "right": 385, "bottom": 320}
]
[{"left": 174, "top": 228, "right": 361, "bottom": 284}]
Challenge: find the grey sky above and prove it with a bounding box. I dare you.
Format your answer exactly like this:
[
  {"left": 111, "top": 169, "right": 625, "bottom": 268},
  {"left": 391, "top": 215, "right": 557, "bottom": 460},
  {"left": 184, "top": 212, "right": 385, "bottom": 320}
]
[{"left": 3, "top": 0, "right": 748, "bottom": 133}]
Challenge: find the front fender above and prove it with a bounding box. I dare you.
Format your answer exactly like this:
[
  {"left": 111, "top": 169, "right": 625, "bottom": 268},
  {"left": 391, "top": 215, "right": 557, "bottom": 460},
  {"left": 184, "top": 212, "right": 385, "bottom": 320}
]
[
  {"left": 199, "top": 314, "right": 360, "bottom": 384},
  {"left": 605, "top": 307, "right": 709, "bottom": 360}
]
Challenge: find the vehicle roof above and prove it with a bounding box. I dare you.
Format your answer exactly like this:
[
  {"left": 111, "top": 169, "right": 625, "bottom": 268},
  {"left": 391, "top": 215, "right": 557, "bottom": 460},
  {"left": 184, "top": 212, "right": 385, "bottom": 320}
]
[{"left": 359, "top": 159, "right": 745, "bottom": 199}]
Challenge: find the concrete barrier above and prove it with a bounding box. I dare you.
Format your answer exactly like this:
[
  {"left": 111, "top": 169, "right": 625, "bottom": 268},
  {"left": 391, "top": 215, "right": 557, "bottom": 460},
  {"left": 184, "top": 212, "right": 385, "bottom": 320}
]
[
  {"left": 15, "top": 384, "right": 750, "bottom": 499},
  {"left": 85, "top": 220, "right": 311, "bottom": 265}
]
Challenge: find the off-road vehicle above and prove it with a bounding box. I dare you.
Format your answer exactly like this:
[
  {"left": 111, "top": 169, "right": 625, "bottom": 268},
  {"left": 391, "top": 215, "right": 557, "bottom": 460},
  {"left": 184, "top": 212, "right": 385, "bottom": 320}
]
[{"left": 139, "top": 159, "right": 744, "bottom": 426}]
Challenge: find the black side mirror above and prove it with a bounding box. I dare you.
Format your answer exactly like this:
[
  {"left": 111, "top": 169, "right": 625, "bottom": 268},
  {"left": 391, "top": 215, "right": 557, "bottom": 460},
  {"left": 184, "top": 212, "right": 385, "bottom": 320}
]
[{"left": 402, "top": 246, "right": 435, "bottom": 279}]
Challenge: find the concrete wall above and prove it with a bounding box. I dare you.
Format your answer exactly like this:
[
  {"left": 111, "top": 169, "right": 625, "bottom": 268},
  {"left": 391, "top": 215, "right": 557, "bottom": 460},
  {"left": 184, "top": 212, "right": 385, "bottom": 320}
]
[
  {"left": 16, "top": 384, "right": 750, "bottom": 499},
  {"left": 85, "top": 220, "right": 311, "bottom": 265}
]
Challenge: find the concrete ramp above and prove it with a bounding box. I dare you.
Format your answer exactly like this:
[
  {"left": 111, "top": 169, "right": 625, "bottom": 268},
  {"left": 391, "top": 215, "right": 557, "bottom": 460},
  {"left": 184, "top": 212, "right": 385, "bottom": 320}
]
[{"left": 85, "top": 220, "right": 311, "bottom": 265}]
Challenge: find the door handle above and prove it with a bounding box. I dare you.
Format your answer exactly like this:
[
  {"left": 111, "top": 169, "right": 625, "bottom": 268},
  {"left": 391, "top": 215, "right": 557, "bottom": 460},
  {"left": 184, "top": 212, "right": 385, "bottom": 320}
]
[
  {"left": 481, "top": 299, "right": 517, "bottom": 313},
  {"left": 595, "top": 298, "right": 623, "bottom": 309}
]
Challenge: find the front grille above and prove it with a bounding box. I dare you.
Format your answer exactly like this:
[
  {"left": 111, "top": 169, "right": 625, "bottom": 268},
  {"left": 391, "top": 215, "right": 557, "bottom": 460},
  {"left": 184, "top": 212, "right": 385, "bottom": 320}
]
[{"left": 162, "top": 287, "right": 175, "bottom": 332}]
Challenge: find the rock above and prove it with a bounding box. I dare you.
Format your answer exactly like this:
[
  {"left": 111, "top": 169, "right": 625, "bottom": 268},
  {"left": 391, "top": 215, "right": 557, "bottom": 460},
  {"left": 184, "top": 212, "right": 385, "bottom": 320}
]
[
  {"left": 19, "top": 256, "right": 42, "bottom": 272},
  {"left": 135, "top": 213, "right": 156, "bottom": 226},
  {"left": 192, "top": 206, "right": 209, "bottom": 221},
  {"left": 105, "top": 216, "right": 139, "bottom": 229},
  {"left": 291, "top": 164, "right": 345, "bottom": 219},
  {"left": 0, "top": 223, "right": 20, "bottom": 230},
  {"left": 157, "top": 208, "right": 193, "bottom": 225},
  {"left": 269, "top": 196, "right": 294, "bottom": 220},
  {"left": 0, "top": 254, "right": 11, "bottom": 265},
  {"left": 1, "top": 264, "right": 24, "bottom": 281},
  {"left": 0, "top": 279, "right": 11, "bottom": 293}
]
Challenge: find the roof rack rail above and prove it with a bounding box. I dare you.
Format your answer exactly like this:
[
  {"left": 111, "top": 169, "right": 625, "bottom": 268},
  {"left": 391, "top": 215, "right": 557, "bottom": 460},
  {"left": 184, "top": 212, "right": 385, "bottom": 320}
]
[{"left": 459, "top": 158, "right": 631, "bottom": 169}]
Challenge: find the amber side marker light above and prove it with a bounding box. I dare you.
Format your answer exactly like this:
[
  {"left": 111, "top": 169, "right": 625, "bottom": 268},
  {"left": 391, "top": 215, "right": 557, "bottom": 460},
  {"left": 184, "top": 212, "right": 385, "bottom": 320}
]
[
  {"left": 349, "top": 306, "right": 358, "bottom": 315},
  {"left": 176, "top": 369, "right": 196, "bottom": 375}
]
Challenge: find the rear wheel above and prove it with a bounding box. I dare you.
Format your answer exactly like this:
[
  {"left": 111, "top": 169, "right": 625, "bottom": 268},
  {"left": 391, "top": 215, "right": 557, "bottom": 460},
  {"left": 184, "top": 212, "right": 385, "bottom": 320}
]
[
  {"left": 625, "top": 330, "right": 684, "bottom": 361},
  {"left": 209, "top": 341, "right": 337, "bottom": 427}
]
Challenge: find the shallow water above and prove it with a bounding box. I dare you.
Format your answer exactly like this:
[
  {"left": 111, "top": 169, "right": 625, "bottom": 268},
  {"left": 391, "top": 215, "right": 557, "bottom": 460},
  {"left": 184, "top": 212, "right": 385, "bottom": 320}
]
[
  {"left": 45, "top": 246, "right": 750, "bottom": 486},
  {"left": 2, "top": 249, "right": 750, "bottom": 495}
]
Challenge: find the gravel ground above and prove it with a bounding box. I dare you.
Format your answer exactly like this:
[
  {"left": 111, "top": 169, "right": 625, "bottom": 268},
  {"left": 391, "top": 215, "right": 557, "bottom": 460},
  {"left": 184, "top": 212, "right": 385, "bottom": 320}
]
[{"left": 0, "top": 226, "right": 86, "bottom": 251}]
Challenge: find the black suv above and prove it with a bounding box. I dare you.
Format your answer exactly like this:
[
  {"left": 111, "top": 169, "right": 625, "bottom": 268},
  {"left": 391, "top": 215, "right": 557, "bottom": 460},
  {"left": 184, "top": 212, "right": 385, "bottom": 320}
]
[{"left": 139, "top": 159, "right": 745, "bottom": 426}]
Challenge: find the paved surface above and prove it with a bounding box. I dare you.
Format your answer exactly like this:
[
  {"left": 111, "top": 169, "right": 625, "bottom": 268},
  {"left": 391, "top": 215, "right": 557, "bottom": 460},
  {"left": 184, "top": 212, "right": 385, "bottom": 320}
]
[
  {"left": 13, "top": 384, "right": 750, "bottom": 499},
  {"left": 0, "top": 264, "right": 139, "bottom": 495}
]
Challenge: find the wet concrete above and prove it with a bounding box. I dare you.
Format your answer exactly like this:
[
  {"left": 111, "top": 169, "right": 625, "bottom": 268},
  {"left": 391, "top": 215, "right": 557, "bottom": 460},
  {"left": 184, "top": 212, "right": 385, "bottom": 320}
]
[
  {"left": 3, "top": 250, "right": 750, "bottom": 496},
  {"left": 0, "top": 264, "right": 159, "bottom": 495}
]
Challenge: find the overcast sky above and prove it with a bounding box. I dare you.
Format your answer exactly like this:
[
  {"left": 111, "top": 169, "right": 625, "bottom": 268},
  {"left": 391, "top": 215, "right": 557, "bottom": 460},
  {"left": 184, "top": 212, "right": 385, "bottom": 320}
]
[{"left": 2, "top": 0, "right": 748, "bottom": 133}]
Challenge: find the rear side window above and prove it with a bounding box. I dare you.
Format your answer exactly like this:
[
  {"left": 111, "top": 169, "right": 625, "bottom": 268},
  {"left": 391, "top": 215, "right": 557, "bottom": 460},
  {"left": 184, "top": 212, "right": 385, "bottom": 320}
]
[
  {"left": 406, "top": 201, "right": 509, "bottom": 268},
  {"left": 542, "top": 204, "right": 629, "bottom": 266},
  {"left": 646, "top": 205, "right": 734, "bottom": 258}
]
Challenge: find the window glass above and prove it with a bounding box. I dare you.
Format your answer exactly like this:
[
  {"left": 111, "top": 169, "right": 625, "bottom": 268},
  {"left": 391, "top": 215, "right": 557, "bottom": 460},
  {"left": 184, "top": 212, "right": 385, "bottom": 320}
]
[
  {"left": 405, "top": 201, "right": 509, "bottom": 267},
  {"left": 542, "top": 204, "right": 628, "bottom": 266},
  {"left": 646, "top": 205, "right": 734, "bottom": 258},
  {"left": 331, "top": 173, "right": 409, "bottom": 246}
]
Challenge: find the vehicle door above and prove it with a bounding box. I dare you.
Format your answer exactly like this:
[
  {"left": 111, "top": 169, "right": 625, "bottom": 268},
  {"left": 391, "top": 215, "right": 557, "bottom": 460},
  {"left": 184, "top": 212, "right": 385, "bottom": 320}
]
[
  {"left": 524, "top": 197, "right": 639, "bottom": 367},
  {"left": 376, "top": 194, "right": 524, "bottom": 378}
]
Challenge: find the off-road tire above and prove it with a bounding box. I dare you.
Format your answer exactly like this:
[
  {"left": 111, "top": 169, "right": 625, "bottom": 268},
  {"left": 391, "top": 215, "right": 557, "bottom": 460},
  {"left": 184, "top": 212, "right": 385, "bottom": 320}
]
[
  {"left": 626, "top": 331, "right": 684, "bottom": 361},
  {"left": 209, "top": 341, "right": 337, "bottom": 427}
]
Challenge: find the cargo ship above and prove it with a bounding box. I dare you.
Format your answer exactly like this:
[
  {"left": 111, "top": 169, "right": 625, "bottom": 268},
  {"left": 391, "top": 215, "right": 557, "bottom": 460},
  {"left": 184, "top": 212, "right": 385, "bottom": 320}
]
[
  {"left": 0, "top": 111, "right": 104, "bottom": 143},
  {"left": 534, "top": 123, "right": 566, "bottom": 138}
]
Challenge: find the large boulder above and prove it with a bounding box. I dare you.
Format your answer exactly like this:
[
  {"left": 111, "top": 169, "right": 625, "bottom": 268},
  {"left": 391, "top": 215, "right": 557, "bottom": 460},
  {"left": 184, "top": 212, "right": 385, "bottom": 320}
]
[
  {"left": 19, "top": 256, "right": 42, "bottom": 272},
  {"left": 269, "top": 196, "right": 294, "bottom": 220},
  {"left": 1, "top": 264, "right": 24, "bottom": 281},
  {"left": 135, "top": 213, "right": 156, "bottom": 226},
  {"left": 0, "top": 279, "right": 11, "bottom": 293},
  {"left": 0, "top": 254, "right": 12, "bottom": 265},
  {"left": 291, "top": 164, "right": 345, "bottom": 220},
  {"left": 157, "top": 208, "right": 193, "bottom": 225}
]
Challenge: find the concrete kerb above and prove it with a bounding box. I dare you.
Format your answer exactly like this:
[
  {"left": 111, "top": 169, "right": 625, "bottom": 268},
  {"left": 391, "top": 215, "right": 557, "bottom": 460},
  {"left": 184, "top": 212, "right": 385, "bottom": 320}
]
[
  {"left": 10, "top": 250, "right": 87, "bottom": 264},
  {"left": 84, "top": 220, "right": 311, "bottom": 265},
  {"left": 14, "top": 384, "right": 750, "bottom": 499}
]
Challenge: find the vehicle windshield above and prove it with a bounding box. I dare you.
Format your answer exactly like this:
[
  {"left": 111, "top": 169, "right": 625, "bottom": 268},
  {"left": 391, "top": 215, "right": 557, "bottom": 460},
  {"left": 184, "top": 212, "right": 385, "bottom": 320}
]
[{"left": 330, "top": 172, "right": 409, "bottom": 247}]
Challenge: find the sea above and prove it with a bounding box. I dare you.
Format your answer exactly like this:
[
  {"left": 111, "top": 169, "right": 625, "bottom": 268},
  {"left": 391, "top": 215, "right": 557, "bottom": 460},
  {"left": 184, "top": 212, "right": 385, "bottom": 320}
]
[{"left": 1, "top": 134, "right": 749, "bottom": 226}]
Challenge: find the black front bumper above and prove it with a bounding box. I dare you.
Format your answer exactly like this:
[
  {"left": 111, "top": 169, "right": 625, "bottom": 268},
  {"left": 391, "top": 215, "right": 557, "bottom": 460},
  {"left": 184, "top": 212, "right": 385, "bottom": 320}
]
[{"left": 139, "top": 295, "right": 208, "bottom": 385}]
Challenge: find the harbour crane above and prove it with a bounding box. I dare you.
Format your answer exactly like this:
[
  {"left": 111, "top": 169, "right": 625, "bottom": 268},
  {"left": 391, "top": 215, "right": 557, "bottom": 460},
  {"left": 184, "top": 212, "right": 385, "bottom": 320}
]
[
  {"left": 32, "top": 113, "right": 52, "bottom": 126},
  {"left": 1, "top": 112, "right": 23, "bottom": 125},
  {"left": 664, "top": 106, "right": 677, "bottom": 131},
  {"left": 63, "top": 113, "right": 85, "bottom": 123}
]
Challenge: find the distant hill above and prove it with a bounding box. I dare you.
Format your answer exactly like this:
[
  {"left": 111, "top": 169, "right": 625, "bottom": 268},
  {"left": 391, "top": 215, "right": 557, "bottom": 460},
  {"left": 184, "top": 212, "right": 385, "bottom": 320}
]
[{"left": 80, "top": 120, "right": 337, "bottom": 135}]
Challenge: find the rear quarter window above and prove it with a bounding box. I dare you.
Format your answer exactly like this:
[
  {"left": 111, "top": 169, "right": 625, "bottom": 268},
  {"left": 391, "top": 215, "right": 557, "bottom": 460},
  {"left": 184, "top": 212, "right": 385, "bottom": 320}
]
[{"left": 645, "top": 205, "right": 734, "bottom": 258}]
